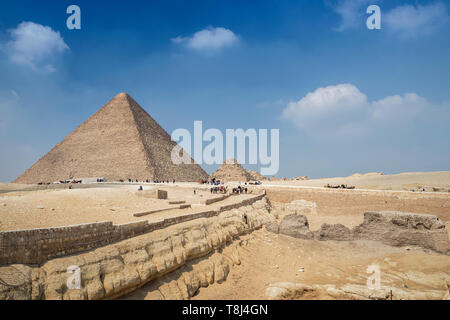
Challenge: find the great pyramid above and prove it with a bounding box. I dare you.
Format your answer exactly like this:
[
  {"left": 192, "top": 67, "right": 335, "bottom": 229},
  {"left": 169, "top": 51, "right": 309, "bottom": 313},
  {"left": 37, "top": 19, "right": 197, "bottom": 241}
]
[
  {"left": 210, "top": 159, "right": 253, "bottom": 182},
  {"left": 15, "top": 93, "right": 209, "bottom": 183}
]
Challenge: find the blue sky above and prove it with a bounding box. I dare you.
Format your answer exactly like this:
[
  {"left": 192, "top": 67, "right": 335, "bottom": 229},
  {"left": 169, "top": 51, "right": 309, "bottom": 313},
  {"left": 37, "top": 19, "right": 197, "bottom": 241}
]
[{"left": 0, "top": 0, "right": 449, "bottom": 181}]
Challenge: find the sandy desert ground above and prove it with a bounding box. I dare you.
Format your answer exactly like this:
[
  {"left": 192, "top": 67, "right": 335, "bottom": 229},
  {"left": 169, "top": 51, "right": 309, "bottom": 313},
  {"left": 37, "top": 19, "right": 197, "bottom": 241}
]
[
  {"left": 1, "top": 171, "right": 449, "bottom": 300},
  {"left": 124, "top": 229, "right": 450, "bottom": 300},
  {"left": 121, "top": 172, "right": 450, "bottom": 300},
  {"left": 0, "top": 185, "right": 254, "bottom": 231},
  {"left": 1, "top": 171, "right": 449, "bottom": 232}
]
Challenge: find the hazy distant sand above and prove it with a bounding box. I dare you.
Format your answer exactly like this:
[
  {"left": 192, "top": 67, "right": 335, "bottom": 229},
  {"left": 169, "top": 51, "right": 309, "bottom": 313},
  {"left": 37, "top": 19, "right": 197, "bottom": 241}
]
[{"left": 266, "top": 171, "right": 450, "bottom": 191}]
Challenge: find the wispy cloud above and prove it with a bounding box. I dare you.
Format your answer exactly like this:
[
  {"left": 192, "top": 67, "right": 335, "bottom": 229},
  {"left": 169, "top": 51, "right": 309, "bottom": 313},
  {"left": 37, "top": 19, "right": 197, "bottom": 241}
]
[
  {"left": 0, "top": 90, "right": 21, "bottom": 131},
  {"left": 172, "top": 27, "right": 239, "bottom": 51},
  {"left": 331, "top": 0, "right": 375, "bottom": 31},
  {"left": 3, "top": 21, "right": 69, "bottom": 71},
  {"left": 384, "top": 2, "right": 450, "bottom": 39},
  {"left": 330, "top": 1, "right": 449, "bottom": 38}
]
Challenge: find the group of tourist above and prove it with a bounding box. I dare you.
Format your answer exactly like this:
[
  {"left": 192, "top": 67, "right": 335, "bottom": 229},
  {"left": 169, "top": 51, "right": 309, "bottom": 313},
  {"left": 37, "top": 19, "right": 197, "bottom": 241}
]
[
  {"left": 233, "top": 186, "right": 248, "bottom": 194},
  {"left": 152, "top": 179, "right": 176, "bottom": 184},
  {"left": 209, "top": 178, "right": 222, "bottom": 186},
  {"left": 210, "top": 186, "right": 227, "bottom": 194},
  {"left": 118, "top": 179, "right": 176, "bottom": 184}
]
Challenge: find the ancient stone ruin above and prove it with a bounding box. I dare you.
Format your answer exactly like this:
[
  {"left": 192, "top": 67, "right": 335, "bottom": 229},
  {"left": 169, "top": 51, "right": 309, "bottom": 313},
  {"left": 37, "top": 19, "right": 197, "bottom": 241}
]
[
  {"left": 268, "top": 211, "right": 450, "bottom": 255},
  {"left": 0, "top": 195, "right": 272, "bottom": 300},
  {"left": 139, "top": 189, "right": 168, "bottom": 200},
  {"left": 352, "top": 211, "right": 450, "bottom": 254}
]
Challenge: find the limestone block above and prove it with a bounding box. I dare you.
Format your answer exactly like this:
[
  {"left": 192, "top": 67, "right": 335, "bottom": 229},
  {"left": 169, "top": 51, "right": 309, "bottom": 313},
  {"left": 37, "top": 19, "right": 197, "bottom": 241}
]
[
  {"left": 279, "top": 214, "right": 314, "bottom": 240},
  {"left": 141, "top": 189, "right": 167, "bottom": 199}
]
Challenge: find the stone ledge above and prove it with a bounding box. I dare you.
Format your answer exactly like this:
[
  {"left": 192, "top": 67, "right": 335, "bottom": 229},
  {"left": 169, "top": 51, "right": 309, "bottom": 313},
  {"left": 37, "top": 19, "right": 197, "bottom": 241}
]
[{"left": 0, "top": 191, "right": 266, "bottom": 265}]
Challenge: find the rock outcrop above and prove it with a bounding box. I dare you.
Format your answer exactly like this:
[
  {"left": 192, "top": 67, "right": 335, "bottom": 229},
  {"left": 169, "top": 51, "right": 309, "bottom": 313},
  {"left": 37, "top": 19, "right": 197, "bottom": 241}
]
[
  {"left": 265, "top": 222, "right": 280, "bottom": 234},
  {"left": 265, "top": 282, "right": 317, "bottom": 300},
  {"left": 139, "top": 244, "right": 242, "bottom": 300},
  {"left": 317, "top": 223, "right": 353, "bottom": 241},
  {"left": 265, "top": 282, "right": 448, "bottom": 300},
  {"left": 268, "top": 210, "right": 449, "bottom": 255},
  {"left": 268, "top": 214, "right": 314, "bottom": 240},
  {"left": 317, "top": 211, "right": 450, "bottom": 254},
  {"left": 352, "top": 211, "right": 450, "bottom": 254},
  {"left": 0, "top": 198, "right": 275, "bottom": 300}
]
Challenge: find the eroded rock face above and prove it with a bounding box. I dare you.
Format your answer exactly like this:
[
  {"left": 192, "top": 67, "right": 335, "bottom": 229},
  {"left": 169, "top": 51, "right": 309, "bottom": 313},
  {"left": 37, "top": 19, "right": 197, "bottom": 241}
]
[
  {"left": 265, "top": 222, "right": 280, "bottom": 234},
  {"left": 353, "top": 211, "right": 450, "bottom": 254},
  {"left": 0, "top": 202, "right": 275, "bottom": 300},
  {"left": 143, "top": 244, "right": 242, "bottom": 300},
  {"left": 278, "top": 214, "right": 314, "bottom": 240},
  {"left": 317, "top": 212, "right": 450, "bottom": 254},
  {"left": 265, "top": 282, "right": 316, "bottom": 300},
  {"left": 318, "top": 224, "right": 353, "bottom": 241},
  {"left": 274, "top": 211, "right": 450, "bottom": 255},
  {"left": 265, "top": 282, "right": 449, "bottom": 300}
]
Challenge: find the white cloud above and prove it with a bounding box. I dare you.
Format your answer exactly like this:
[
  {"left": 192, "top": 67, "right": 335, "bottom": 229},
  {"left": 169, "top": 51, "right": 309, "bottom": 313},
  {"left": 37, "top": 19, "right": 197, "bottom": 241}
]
[
  {"left": 384, "top": 2, "right": 449, "bottom": 39},
  {"left": 4, "top": 21, "right": 69, "bottom": 71},
  {"left": 172, "top": 27, "right": 239, "bottom": 51},
  {"left": 371, "top": 93, "right": 430, "bottom": 121},
  {"left": 282, "top": 84, "right": 367, "bottom": 131},
  {"left": 282, "top": 84, "right": 436, "bottom": 137}
]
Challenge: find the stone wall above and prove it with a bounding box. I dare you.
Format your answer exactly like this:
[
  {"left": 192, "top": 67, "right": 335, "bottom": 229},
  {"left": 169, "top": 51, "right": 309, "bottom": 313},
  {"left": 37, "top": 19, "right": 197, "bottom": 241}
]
[
  {"left": 202, "top": 194, "right": 230, "bottom": 205},
  {"left": 0, "top": 192, "right": 266, "bottom": 266}
]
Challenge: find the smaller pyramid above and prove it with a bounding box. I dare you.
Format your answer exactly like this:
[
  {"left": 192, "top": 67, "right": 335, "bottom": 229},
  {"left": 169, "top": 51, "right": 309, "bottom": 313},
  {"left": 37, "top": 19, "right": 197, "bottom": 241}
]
[
  {"left": 247, "top": 170, "right": 269, "bottom": 181},
  {"left": 210, "top": 159, "right": 253, "bottom": 182}
]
